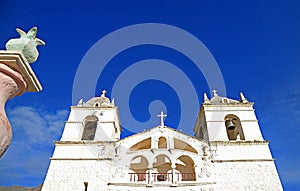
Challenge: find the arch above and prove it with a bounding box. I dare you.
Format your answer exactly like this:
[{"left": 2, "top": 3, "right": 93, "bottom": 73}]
[
  {"left": 224, "top": 114, "right": 245, "bottom": 140},
  {"left": 175, "top": 155, "right": 195, "bottom": 181},
  {"left": 129, "top": 137, "right": 151, "bottom": 151},
  {"left": 174, "top": 138, "right": 198, "bottom": 154},
  {"left": 153, "top": 154, "right": 172, "bottom": 181},
  {"left": 158, "top": 136, "right": 167, "bottom": 149},
  {"left": 129, "top": 155, "right": 149, "bottom": 181},
  {"left": 81, "top": 115, "right": 98, "bottom": 140}
]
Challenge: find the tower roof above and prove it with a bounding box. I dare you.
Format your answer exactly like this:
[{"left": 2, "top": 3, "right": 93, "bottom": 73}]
[
  {"left": 76, "top": 90, "right": 115, "bottom": 108},
  {"left": 203, "top": 90, "right": 250, "bottom": 105}
]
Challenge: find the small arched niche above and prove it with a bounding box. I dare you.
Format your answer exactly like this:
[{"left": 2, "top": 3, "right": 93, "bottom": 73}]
[
  {"left": 81, "top": 115, "right": 98, "bottom": 140},
  {"left": 158, "top": 136, "right": 167, "bottom": 149},
  {"left": 224, "top": 114, "right": 245, "bottom": 140}
]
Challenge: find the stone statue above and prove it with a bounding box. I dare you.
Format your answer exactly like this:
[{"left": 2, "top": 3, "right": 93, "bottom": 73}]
[
  {"left": 5, "top": 26, "right": 45, "bottom": 63},
  {"left": 0, "top": 26, "right": 43, "bottom": 157}
]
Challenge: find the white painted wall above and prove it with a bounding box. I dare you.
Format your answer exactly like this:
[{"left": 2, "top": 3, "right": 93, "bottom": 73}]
[
  {"left": 213, "top": 161, "right": 282, "bottom": 191},
  {"left": 203, "top": 104, "right": 264, "bottom": 141},
  {"left": 42, "top": 160, "right": 112, "bottom": 191}
]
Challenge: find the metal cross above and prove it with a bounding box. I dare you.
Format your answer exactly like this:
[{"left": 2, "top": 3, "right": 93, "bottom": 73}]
[
  {"left": 157, "top": 111, "right": 167, "bottom": 127},
  {"left": 212, "top": 89, "right": 218, "bottom": 97}
]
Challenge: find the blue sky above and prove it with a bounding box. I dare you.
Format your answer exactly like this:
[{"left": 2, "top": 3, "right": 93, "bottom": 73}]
[{"left": 0, "top": 0, "right": 299, "bottom": 190}]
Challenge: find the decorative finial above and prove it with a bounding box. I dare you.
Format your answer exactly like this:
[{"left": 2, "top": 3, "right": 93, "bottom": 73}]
[
  {"left": 5, "top": 27, "right": 45, "bottom": 63},
  {"left": 101, "top": 90, "right": 107, "bottom": 97},
  {"left": 203, "top": 93, "right": 211, "bottom": 104},
  {"left": 212, "top": 89, "right": 218, "bottom": 97},
  {"left": 240, "top": 92, "right": 249, "bottom": 103},
  {"left": 111, "top": 98, "right": 115, "bottom": 106},
  {"left": 157, "top": 111, "right": 167, "bottom": 127},
  {"left": 77, "top": 99, "right": 83, "bottom": 106}
]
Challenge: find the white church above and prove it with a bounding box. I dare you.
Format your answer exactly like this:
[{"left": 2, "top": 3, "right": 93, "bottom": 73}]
[{"left": 41, "top": 90, "right": 283, "bottom": 191}]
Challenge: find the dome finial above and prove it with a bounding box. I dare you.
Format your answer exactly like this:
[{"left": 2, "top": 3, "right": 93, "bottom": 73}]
[
  {"left": 101, "top": 90, "right": 107, "bottom": 97},
  {"left": 240, "top": 92, "right": 249, "bottom": 103},
  {"left": 204, "top": 93, "right": 211, "bottom": 104}
]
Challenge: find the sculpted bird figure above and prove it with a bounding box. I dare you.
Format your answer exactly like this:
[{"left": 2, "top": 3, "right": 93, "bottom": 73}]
[{"left": 5, "top": 27, "right": 45, "bottom": 63}]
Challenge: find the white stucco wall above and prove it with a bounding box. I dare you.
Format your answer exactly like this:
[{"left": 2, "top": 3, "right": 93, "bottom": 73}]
[
  {"left": 211, "top": 143, "right": 273, "bottom": 160},
  {"left": 213, "top": 161, "right": 283, "bottom": 191},
  {"left": 61, "top": 106, "right": 120, "bottom": 141},
  {"left": 41, "top": 160, "right": 112, "bottom": 191}
]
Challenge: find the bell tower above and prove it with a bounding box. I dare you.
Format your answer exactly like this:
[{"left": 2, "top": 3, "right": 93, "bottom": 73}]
[
  {"left": 41, "top": 91, "right": 121, "bottom": 191},
  {"left": 60, "top": 90, "right": 121, "bottom": 142},
  {"left": 193, "top": 90, "right": 283, "bottom": 191},
  {"left": 194, "top": 90, "right": 264, "bottom": 142}
]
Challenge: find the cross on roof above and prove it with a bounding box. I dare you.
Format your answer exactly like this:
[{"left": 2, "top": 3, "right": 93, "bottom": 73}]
[
  {"left": 101, "top": 90, "right": 107, "bottom": 97},
  {"left": 212, "top": 89, "right": 218, "bottom": 97},
  {"left": 157, "top": 111, "right": 167, "bottom": 127}
]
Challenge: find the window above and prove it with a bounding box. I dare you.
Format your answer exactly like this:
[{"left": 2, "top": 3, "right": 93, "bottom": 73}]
[
  {"left": 158, "top": 137, "right": 167, "bottom": 149},
  {"left": 81, "top": 115, "right": 98, "bottom": 140},
  {"left": 224, "top": 114, "right": 245, "bottom": 140},
  {"left": 84, "top": 182, "right": 88, "bottom": 191}
]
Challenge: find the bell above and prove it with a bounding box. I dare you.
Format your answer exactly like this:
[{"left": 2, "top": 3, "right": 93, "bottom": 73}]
[{"left": 227, "top": 120, "right": 236, "bottom": 130}]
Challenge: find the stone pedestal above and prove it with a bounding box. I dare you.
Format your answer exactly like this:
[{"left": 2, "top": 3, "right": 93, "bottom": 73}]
[{"left": 0, "top": 51, "right": 42, "bottom": 157}]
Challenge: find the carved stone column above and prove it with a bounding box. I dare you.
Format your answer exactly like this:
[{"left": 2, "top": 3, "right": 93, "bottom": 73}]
[{"left": 0, "top": 51, "right": 42, "bottom": 157}]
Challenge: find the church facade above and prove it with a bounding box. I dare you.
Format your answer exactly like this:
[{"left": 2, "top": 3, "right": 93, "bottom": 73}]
[{"left": 41, "top": 90, "right": 283, "bottom": 191}]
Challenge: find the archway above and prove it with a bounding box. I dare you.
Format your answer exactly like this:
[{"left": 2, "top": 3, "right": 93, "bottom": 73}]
[
  {"left": 153, "top": 154, "right": 172, "bottom": 181},
  {"left": 129, "top": 156, "right": 149, "bottom": 181},
  {"left": 175, "top": 155, "right": 195, "bottom": 181},
  {"left": 81, "top": 115, "right": 98, "bottom": 140},
  {"left": 158, "top": 137, "right": 167, "bottom": 149},
  {"left": 225, "top": 114, "right": 245, "bottom": 140}
]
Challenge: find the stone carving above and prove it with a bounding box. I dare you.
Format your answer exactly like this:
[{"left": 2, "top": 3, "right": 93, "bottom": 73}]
[
  {"left": 0, "top": 55, "right": 42, "bottom": 157},
  {"left": 5, "top": 27, "right": 45, "bottom": 63},
  {"left": 0, "top": 27, "right": 43, "bottom": 157}
]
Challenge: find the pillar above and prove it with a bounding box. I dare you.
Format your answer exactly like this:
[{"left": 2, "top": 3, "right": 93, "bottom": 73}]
[
  {"left": 0, "top": 51, "right": 42, "bottom": 157},
  {"left": 146, "top": 166, "right": 153, "bottom": 187},
  {"left": 171, "top": 163, "right": 176, "bottom": 185}
]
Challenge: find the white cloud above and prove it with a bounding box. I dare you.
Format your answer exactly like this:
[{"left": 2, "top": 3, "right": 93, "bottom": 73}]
[
  {"left": 0, "top": 106, "right": 68, "bottom": 186},
  {"left": 7, "top": 106, "right": 68, "bottom": 146}
]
